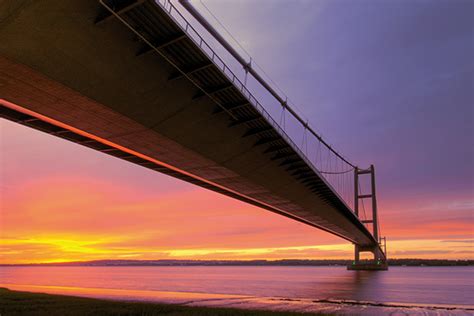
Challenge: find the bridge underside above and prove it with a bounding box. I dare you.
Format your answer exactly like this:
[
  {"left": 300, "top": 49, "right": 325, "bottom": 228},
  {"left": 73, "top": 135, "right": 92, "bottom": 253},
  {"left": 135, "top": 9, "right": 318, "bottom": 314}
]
[{"left": 0, "top": 0, "right": 378, "bottom": 248}]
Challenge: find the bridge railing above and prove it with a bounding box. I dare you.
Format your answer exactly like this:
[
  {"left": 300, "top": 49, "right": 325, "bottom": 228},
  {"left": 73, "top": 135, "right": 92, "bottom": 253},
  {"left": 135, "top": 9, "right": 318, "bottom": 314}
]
[{"left": 155, "top": 0, "right": 357, "bottom": 212}]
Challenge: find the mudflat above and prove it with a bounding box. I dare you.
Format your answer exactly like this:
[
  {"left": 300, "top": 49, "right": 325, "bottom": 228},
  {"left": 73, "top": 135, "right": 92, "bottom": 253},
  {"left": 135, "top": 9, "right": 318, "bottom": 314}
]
[{"left": 0, "top": 288, "right": 329, "bottom": 316}]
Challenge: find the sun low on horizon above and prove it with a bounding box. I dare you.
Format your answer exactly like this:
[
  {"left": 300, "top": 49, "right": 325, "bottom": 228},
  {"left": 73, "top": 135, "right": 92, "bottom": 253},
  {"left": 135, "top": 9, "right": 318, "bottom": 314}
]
[{"left": 1, "top": 118, "right": 472, "bottom": 264}]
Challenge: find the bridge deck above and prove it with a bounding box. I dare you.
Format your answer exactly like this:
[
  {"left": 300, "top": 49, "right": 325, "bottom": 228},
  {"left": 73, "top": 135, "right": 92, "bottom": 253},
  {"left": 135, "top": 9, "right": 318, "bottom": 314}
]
[{"left": 0, "top": 0, "right": 378, "bottom": 247}]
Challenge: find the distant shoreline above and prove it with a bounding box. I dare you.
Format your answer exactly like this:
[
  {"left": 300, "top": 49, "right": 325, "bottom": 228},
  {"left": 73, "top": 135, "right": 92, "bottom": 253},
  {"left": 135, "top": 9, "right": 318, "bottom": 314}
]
[{"left": 2, "top": 259, "right": 473, "bottom": 267}]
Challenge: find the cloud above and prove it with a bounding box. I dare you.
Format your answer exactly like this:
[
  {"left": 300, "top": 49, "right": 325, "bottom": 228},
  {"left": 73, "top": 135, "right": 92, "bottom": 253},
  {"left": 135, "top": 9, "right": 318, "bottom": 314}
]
[{"left": 440, "top": 239, "right": 473, "bottom": 244}]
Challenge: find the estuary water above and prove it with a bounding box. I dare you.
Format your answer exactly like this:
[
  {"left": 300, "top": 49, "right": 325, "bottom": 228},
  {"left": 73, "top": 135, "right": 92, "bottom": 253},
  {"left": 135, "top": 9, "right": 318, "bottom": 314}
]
[{"left": 1, "top": 266, "right": 473, "bottom": 315}]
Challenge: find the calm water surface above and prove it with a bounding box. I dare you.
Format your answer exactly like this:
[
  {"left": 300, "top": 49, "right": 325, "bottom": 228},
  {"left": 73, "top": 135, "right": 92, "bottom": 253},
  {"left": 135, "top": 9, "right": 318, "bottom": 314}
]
[{"left": 1, "top": 266, "right": 473, "bottom": 307}]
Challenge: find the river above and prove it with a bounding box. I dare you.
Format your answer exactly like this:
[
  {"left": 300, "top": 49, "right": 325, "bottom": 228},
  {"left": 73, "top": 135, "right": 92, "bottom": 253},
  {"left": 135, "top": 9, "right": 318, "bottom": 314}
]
[{"left": 1, "top": 266, "right": 473, "bottom": 315}]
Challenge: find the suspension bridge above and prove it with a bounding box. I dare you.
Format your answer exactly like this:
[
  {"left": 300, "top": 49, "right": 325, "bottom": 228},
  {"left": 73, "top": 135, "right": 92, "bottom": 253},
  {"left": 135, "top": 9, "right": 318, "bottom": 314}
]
[{"left": 0, "top": 0, "right": 387, "bottom": 269}]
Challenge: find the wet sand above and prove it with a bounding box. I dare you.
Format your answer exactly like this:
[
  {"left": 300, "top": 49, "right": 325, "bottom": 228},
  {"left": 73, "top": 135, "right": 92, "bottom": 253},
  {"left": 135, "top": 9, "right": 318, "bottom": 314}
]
[{"left": 2, "top": 283, "right": 473, "bottom": 315}]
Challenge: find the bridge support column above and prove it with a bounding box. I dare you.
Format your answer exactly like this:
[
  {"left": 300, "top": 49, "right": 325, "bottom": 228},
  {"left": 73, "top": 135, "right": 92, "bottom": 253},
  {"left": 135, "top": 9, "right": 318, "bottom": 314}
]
[
  {"left": 348, "top": 165, "right": 388, "bottom": 271},
  {"left": 354, "top": 245, "right": 360, "bottom": 263},
  {"left": 349, "top": 245, "right": 388, "bottom": 270}
]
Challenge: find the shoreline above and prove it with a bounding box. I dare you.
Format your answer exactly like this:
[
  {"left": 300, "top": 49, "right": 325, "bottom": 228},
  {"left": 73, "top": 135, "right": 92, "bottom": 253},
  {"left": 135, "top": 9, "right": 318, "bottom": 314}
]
[
  {"left": 0, "top": 288, "right": 325, "bottom": 316},
  {"left": 2, "top": 284, "right": 473, "bottom": 315}
]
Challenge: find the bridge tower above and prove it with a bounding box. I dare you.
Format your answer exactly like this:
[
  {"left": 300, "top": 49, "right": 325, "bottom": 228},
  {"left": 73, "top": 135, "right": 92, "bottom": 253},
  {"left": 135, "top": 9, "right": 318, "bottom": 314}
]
[{"left": 348, "top": 165, "right": 388, "bottom": 270}]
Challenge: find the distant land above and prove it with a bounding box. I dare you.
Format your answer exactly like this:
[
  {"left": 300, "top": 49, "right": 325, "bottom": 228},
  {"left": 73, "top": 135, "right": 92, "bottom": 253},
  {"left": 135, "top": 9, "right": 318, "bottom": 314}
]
[{"left": 2, "top": 259, "right": 473, "bottom": 267}]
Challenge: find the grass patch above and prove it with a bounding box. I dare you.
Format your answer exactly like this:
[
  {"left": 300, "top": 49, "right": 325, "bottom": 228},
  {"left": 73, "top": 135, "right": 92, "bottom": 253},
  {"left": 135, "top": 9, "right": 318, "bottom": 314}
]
[{"left": 0, "top": 288, "right": 330, "bottom": 315}]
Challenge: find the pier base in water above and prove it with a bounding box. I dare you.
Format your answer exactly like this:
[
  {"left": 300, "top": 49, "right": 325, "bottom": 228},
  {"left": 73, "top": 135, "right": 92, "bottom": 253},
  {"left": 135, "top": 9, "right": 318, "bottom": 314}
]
[
  {"left": 347, "top": 261, "right": 388, "bottom": 271},
  {"left": 349, "top": 244, "right": 388, "bottom": 270}
]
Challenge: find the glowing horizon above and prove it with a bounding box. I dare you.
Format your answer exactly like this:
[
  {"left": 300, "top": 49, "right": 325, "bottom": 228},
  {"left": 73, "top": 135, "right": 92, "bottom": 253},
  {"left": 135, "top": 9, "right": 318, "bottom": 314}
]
[{"left": 1, "top": 116, "right": 472, "bottom": 264}]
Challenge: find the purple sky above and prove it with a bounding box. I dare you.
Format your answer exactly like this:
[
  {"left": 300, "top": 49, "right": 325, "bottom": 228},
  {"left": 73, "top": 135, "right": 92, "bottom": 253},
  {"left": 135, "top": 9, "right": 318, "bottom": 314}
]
[{"left": 196, "top": 0, "right": 474, "bottom": 220}]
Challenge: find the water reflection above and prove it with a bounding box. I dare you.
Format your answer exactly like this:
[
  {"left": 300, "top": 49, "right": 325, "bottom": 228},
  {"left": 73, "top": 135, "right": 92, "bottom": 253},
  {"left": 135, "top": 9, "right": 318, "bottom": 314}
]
[
  {"left": 301, "top": 269, "right": 383, "bottom": 301},
  {"left": 1, "top": 266, "right": 472, "bottom": 307}
]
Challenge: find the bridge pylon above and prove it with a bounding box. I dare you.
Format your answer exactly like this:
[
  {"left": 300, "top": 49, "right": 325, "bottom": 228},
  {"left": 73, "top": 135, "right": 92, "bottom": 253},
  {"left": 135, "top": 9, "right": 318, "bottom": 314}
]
[{"left": 348, "top": 165, "right": 388, "bottom": 271}]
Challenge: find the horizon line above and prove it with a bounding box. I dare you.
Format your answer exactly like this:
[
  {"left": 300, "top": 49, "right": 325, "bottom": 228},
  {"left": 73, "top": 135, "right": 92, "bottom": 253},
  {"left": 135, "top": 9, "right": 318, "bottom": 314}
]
[{"left": 2, "top": 258, "right": 473, "bottom": 266}]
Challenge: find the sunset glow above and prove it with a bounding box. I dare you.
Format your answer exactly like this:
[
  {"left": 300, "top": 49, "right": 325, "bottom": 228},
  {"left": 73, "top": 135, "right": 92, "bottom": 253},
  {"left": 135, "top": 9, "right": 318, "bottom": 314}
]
[{"left": 1, "top": 116, "right": 472, "bottom": 264}]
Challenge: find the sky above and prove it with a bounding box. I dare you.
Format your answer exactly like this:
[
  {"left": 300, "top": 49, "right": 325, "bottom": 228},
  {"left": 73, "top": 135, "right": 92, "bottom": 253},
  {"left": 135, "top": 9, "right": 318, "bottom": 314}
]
[{"left": 1, "top": 0, "right": 473, "bottom": 264}]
